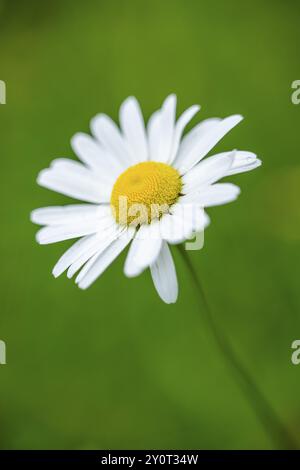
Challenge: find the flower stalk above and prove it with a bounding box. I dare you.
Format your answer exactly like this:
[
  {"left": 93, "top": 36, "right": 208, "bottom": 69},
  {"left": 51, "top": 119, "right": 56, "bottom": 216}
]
[{"left": 177, "top": 244, "right": 297, "bottom": 450}]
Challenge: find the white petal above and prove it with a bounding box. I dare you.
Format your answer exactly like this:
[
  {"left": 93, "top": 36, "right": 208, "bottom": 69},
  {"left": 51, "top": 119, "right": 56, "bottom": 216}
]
[
  {"left": 159, "top": 212, "right": 186, "bottom": 244},
  {"left": 203, "top": 211, "right": 211, "bottom": 227},
  {"left": 36, "top": 223, "right": 98, "bottom": 245},
  {"left": 147, "top": 110, "right": 161, "bottom": 160},
  {"left": 175, "top": 118, "right": 221, "bottom": 166},
  {"left": 124, "top": 221, "right": 162, "bottom": 277},
  {"left": 174, "top": 115, "right": 243, "bottom": 173},
  {"left": 160, "top": 203, "right": 207, "bottom": 244},
  {"left": 76, "top": 227, "right": 135, "bottom": 289},
  {"left": 119, "top": 96, "right": 148, "bottom": 163},
  {"left": 226, "top": 151, "right": 262, "bottom": 176},
  {"left": 37, "top": 158, "right": 110, "bottom": 203},
  {"left": 90, "top": 113, "right": 132, "bottom": 167},
  {"left": 31, "top": 204, "right": 111, "bottom": 226},
  {"left": 150, "top": 242, "right": 178, "bottom": 304},
  {"left": 52, "top": 233, "right": 101, "bottom": 278},
  {"left": 181, "top": 183, "right": 241, "bottom": 207},
  {"left": 182, "top": 151, "right": 235, "bottom": 193},
  {"left": 67, "top": 224, "right": 123, "bottom": 278},
  {"left": 156, "top": 94, "right": 177, "bottom": 162},
  {"left": 36, "top": 213, "right": 115, "bottom": 245},
  {"left": 179, "top": 117, "right": 221, "bottom": 147},
  {"left": 168, "top": 104, "right": 200, "bottom": 164},
  {"left": 148, "top": 94, "right": 177, "bottom": 162},
  {"left": 71, "top": 132, "right": 119, "bottom": 182}
]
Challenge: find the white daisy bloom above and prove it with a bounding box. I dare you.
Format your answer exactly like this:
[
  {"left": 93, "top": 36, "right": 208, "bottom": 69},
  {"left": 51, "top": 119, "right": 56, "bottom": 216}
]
[{"left": 31, "top": 95, "right": 261, "bottom": 304}]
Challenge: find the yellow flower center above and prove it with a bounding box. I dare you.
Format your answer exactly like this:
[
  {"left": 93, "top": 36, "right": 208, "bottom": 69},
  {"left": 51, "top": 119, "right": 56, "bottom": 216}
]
[{"left": 111, "top": 161, "right": 182, "bottom": 226}]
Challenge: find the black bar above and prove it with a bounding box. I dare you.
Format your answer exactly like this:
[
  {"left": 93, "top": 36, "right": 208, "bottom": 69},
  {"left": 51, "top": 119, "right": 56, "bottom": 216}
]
[{"left": 0, "top": 450, "right": 298, "bottom": 466}]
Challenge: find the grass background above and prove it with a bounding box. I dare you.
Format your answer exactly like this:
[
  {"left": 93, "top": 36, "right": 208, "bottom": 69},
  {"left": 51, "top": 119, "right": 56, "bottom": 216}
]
[{"left": 0, "top": 0, "right": 300, "bottom": 449}]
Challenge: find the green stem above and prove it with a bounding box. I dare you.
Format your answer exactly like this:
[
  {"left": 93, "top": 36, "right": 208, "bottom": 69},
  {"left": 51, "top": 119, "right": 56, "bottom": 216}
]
[{"left": 177, "top": 244, "right": 297, "bottom": 450}]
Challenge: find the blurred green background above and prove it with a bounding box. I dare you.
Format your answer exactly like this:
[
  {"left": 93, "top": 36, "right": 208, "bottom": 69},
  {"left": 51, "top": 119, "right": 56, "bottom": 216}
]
[{"left": 0, "top": 0, "right": 300, "bottom": 450}]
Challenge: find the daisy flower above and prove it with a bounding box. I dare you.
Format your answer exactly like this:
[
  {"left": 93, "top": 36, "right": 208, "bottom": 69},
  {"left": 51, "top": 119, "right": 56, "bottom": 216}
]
[{"left": 31, "top": 95, "right": 261, "bottom": 303}]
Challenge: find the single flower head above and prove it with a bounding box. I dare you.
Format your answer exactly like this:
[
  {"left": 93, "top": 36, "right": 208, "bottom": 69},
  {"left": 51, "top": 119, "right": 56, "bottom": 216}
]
[{"left": 31, "top": 95, "right": 261, "bottom": 303}]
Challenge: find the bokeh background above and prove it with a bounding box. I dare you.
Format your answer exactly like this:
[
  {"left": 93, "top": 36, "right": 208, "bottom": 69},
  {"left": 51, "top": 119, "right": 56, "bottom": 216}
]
[{"left": 0, "top": 0, "right": 299, "bottom": 450}]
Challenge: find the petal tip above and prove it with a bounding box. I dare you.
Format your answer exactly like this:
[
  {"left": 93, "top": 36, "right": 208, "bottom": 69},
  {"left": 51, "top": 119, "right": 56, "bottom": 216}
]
[{"left": 52, "top": 268, "right": 60, "bottom": 278}]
